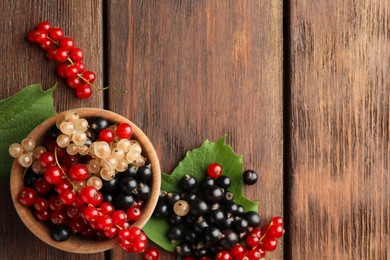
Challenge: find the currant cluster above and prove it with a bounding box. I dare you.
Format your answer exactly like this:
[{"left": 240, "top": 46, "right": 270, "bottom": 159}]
[
  {"left": 10, "top": 112, "right": 156, "bottom": 256},
  {"left": 152, "top": 163, "right": 278, "bottom": 259},
  {"left": 27, "top": 21, "right": 96, "bottom": 99}
]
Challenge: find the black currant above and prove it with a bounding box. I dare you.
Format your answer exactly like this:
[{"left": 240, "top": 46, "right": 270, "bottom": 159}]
[
  {"left": 219, "top": 229, "right": 239, "bottom": 249},
  {"left": 101, "top": 177, "right": 119, "bottom": 194},
  {"left": 176, "top": 242, "right": 193, "bottom": 257},
  {"left": 204, "top": 185, "right": 224, "bottom": 203},
  {"left": 194, "top": 249, "right": 208, "bottom": 258},
  {"left": 232, "top": 217, "right": 249, "bottom": 233},
  {"left": 183, "top": 230, "right": 197, "bottom": 243},
  {"left": 193, "top": 217, "right": 209, "bottom": 234},
  {"left": 225, "top": 202, "right": 240, "bottom": 216},
  {"left": 199, "top": 176, "right": 214, "bottom": 190},
  {"left": 181, "top": 192, "right": 197, "bottom": 202},
  {"left": 190, "top": 198, "right": 208, "bottom": 217},
  {"left": 88, "top": 116, "right": 109, "bottom": 134},
  {"left": 244, "top": 211, "right": 261, "bottom": 227},
  {"left": 153, "top": 200, "right": 170, "bottom": 218},
  {"left": 205, "top": 226, "right": 223, "bottom": 244},
  {"left": 207, "top": 209, "right": 225, "bottom": 226},
  {"left": 168, "top": 226, "right": 185, "bottom": 242},
  {"left": 136, "top": 183, "right": 151, "bottom": 201},
  {"left": 168, "top": 213, "right": 183, "bottom": 225},
  {"left": 51, "top": 225, "right": 71, "bottom": 242},
  {"left": 103, "top": 193, "right": 114, "bottom": 203},
  {"left": 179, "top": 174, "right": 197, "bottom": 191},
  {"left": 215, "top": 175, "right": 231, "bottom": 189},
  {"left": 114, "top": 194, "right": 134, "bottom": 210},
  {"left": 166, "top": 192, "right": 181, "bottom": 206},
  {"left": 47, "top": 124, "right": 61, "bottom": 140},
  {"left": 23, "top": 168, "right": 40, "bottom": 187},
  {"left": 242, "top": 169, "right": 258, "bottom": 185},
  {"left": 136, "top": 165, "right": 152, "bottom": 182},
  {"left": 122, "top": 164, "right": 137, "bottom": 178},
  {"left": 218, "top": 215, "right": 234, "bottom": 229},
  {"left": 119, "top": 176, "right": 138, "bottom": 194}
]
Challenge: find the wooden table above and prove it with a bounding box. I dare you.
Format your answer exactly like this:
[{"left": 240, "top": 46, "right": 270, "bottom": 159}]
[{"left": 0, "top": 1, "right": 388, "bottom": 259}]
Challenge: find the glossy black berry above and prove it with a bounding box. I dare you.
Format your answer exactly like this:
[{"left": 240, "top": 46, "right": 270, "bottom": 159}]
[
  {"left": 122, "top": 164, "right": 137, "bottom": 178},
  {"left": 51, "top": 225, "right": 71, "bottom": 241},
  {"left": 168, "top": 213, "right": 183, "bottom": 225},
  {"left": 194, "top": 248, "right": 208, "bottom": 258},
  {"left": 47, "top": 124, "right": 61, "bottom": 139},
  {"left": 103, "top": 193, "right": 114, "bottom": 203},
  {"left": 176, "top": 242, "right": 193, "bottom": 257},
  {"left": 153, "top": 200, "right": 170, "bottom": 218},
  {"left": 183, "top": 230, "right": 197, "bottom": 243},
  {"left": 225, "top": 202, "right": 240, "bottom": 216},
  {"left": 181, "top": 192, "right": 197, "bottom": 202},
  {"left": 23, "top": 168, "right": 40, "bottom": 187},
  {"left": 115, "top": 194, "right": 134, "bottom": 210},
  {"left": 244, "top": 211, "right": 261, "bottom": 227},
  {"left": 215, "top": 176, "right": 231, "bottom": 189},
  {"left": 194, "top": 218, "right": 209, "bottom": 234},
  {"left": 88, "top": 116, "right": 109, "bottom": 134},
  {"left": 242, "top": 169, "right": 258, "bottom": 185},
  {"left": 204, "top": 185, "right": 224, "bottom": 203},
  {"left": 166, "top": 192, "right": 181, "bottom": 206},
  {"left": 199, "top": 176, "right": 214, "bottom": 190},
  {"left": 208, "top": 209, "right": 225, "bottom": 226},
  {"left": 205, "top": 226, "right": 222, "bottom": 244},
  {"left": 232, "top": 218, "right": 249, "bottom": 233},
  {"left": 219, "top": 229, "right": 239, "bottom": 249},
  {"left": 136, "top": 165, "right": 152, "bottom": 182},
  {"left": 168, "top": 226, "right": 185, "bottom": 242},
  {"left": 136, "top": 183, "right": 151, "bottom": 201},
  {"left": 119, "top": 176, "right": 138, "bottom": 194},
  {"left": 218, "top": 215, "right": 234, "bottom": 229},
  {"left": 179, "top": 174, "right": 197, "bottom": 191},
  {"left": 101, "top": 177, "right": 119, "bottom": 194},
  {"left": 190, "top": 198, "right": 208, "bottom": 217}
]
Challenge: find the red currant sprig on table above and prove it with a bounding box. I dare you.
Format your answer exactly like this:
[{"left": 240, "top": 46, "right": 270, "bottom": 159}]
[{"left": 27, "top": 21, "right": 125, "bottom": 99}]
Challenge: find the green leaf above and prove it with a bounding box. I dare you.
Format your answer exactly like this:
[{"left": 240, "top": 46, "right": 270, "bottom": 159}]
[
  {"left": 0, "top": 84, "right": 56, "bottom": 183},
  {"left": 143, "top": 136, "right": 259, "bottom": 252}
]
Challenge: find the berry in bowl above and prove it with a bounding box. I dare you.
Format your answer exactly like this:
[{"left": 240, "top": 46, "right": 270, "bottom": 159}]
[{"left": 9, "top": 108, "right": 161, "bottom": 253}]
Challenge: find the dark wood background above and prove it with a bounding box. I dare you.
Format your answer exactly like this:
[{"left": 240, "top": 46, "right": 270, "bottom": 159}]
[{"left": 0, "top": 0, "right": 388, "bottom": 259}]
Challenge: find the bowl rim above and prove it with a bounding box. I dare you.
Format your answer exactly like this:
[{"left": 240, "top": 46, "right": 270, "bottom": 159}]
[{"left": 10, "top": 108, "right": 161, "bottom": 254}]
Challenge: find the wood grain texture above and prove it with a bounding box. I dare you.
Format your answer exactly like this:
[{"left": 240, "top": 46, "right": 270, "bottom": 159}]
[
  {"left": 106, "top": 0, "right": 283, "bottom": 259},
  {"left": 289, "top": 0, "right": 390, "bottom": 259},
  {"left": 0, "top": 0, "right": 104, "bottom": 259}
]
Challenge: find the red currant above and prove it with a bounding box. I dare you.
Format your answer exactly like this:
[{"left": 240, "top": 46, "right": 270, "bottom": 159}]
[
  {"left": 59, "top": 189, "right": 77, "bottom": 205},
  {"left": 76, "top": 84, "right": 92, "bottom": 99},
  {"left": 66, "top": 77, "right": 81, "bottom": 89},
  {"left": 54, "top": 48, "right": 69, "bottom": 62},
  {"left": 33, "top": 197, "right": 49, "bottom": 212},
  {"left": 27, "top": 30, "right": 36, "bottom": 43},
  {"left": 99, "top": 202, "right": 115, "bottom": 216},
  {"left": 246, "top": 233, "right": 261, "bottom": 247},
  {"left": 64, "top": 65, "right": 78, "bottom": 78},
  {"left": 126, "top": 205, "right": 142, "bottom": 221},
  {"left": 132, "top": 240, "right": 147, "bottom": 253},
  {"left": 207, "top": 163, "right": 222, "bottom": 179},
  {"left": 18, "top": 187, "right": 37, "bottom": 206},
  {"left": 69, "top": 163, "right": 88, "bottom": 181},
  {"left": 39, "top": 151, "right": 55, "bottom": 168},
  {"left": 267, "top": 223, "right": 284, "bottom": 238},
  {"left": 80, "top": 186, "right": 102, "bottom": 206},
  {"left": 116, "top": 123, "right": 132, "bottom": 139},
  {"left": 49, "top": 195, "right": 65, "bottom": 211},
  {"left": 261, "top": 237, "right": 277, "bottom": 251},
  {"left": 44, "top": 165, "right": 63, "bottom": 185},
  {"left": 33, "top": 178, "right": 52, "bottom": 195},
  {"left": 65, "top": 206, "right": 80, "bottom": 219},
  {"left": 74, "top": 61, "right": 85, "bottom": 73},
  {"left": 230, "top": 244, "right": 247, "bottom": 257},
  {"left": 36, "top": 21, "right": 51, "bottom": 32},
  {"left": 118, "top": 229, "right": 131, "bottom": 241},
  {"left": 68, "top": 217, "right": 86, "bottom": 233},
  {"left": 143, "top": 247, "right": 159, "bottom": 260},
  {"left": 49, "top": 27, "right": 64, "bottom": 41},
  {"left": 34, "top": 209, "right": 50, "bottom": 222},
  {"left": 99, "top": 129, "right": 115, "bottom": 143},
  {"left": 55, "top": 179, "right": 72, "bottom": 194},
  {"left": 215, "top": 250, "right": 232, "bottom": 260},
  {"left": 96, "top": 215, "right": 113, "bottom": 231},
  {"left": 246, "top": 249, "right": 262, "bottom": 259},
  {"left": 272, "top": 216, "right": 284, "bottom": 226},
  {"left": 70, "top": 48, "right": 83, "bottom": 62},
  {"left": 33, "top": 30, "right": 47, "bottom": 44},
  {"left": 40, "top": 40, "right": 53, "bottom": 50},
  {"left": 57, "top": 64, "right": 68, "bottom": 78},
  {"left": 50, "top": 210, "right": 67, "bottom": 225},
  {"left": 46, "top": 48, "right": 57, "bottom": 61},
  {"left": 60, "top": 37, "right": 74, "bottom": 51},
  {"left": 104, "top": 225, "right": 119, "bottom": 238},
  {"left": 81, "top": 70, "right": 96, "bottom": 84},
  {"left": 112, "top": 210, "right": 127, "bottom": 227},
  {"left": 118, "top": 239, "right": 133, "bottom": 253},
  {"left": 81, "top": 205, "right": 100, "bottom": 222}
]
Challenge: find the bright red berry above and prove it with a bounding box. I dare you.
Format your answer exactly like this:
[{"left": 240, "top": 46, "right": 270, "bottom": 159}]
[
  {"left": 246, "top": 248, "right": 262, "bottom": 259},
  {"left": 55, "top": 179, "right": 72, "bottom": 194},
  {"left": 57, "top": 64, "right": 68, "bottom": 78},
  {"left": 261, "top": 237, "right": 277, "bottom": 251},
  {"left": 64, "top": 65, "right": 78, "bottom": 78},
  {"left": 33, "top": 177, "right": 52, "bottom": 195},
  {"left": 67, "top": 77, "right": 81, "bottom": 89},
  {"left": 70, "top": 48, "right": 83, "bottom": 62},
  {"left": 118, "top": 239, "right": 133, "bottom": 253},
  {"left": 116, "top": 123, "right": 132, "bottom": 139},
  {"left": 68, "top": 217, "right": 86, "bottom": 233},
  {"left": 33, "top": 197, "right": 49, "bottom": 212},
  {"left": 267, "top": 224, "right": 284, "bottom": 238},
  {"left": 50, "top": 210, "right": 67, "bottom": 225},
  {"left": 49, "top": 27, "right": 64, "bottom": 41},
  {"left": 143, "top": 247, "right": 159, "bottom": 260},
  {"left": 60, "top": 37, "right": 74, "bottom": 51},
  {"left": 65, "top": 206, "right": 80, "bottom": 219},
  {"left": 96, "top": 215, "right": 113, "bottom": 231},
  {"left": 207, "top": 163, "right": 223, "bottom": 179},
  {"left": 33, "top": 30, "right": 47, "bottom": 44},
  {"left": 49, "top": 195, "right": 65, "bottom": 211},
  {"left": 18, "top": 187, "right": 37, "bottom": 206},
  {"left": 59, "top": 189, "right": 77, "bottom": 205},
  {"left": 272, "top": 216, "right": 284, "bottom": 226},
  {"left": 215, "top": 250, "right": 232, "bottom": 260},
  {"left": 81, "top": 70, "right": 96, "bottom": 84},
  {"left": 39, "top": 151, "right": 55, "bottom": 168},
  {"left": 80, "top": 186, "right": 102, "bottom": 206},
  {"left": 34, "top": 209, "right": 50, "bottom": 222},
  {"left": 246, "top": 233, "right": 261, "bottom": 247},
  {"left": 27, "top": 30, "right": 36, "bottom": 43},
  {"left": 230, "top": 244, "right": 247, "bottom": 257},
  {"left": 112, "top": 210, "right": 127, "bottom": 227},
  {"left": 40, "top": 40, "right": 53, "bottom": 50},
  {"left": 99, "top": 129, "right": 115, "bottom": 143},
  {"left": 104, "top": 225, "right": 119, "bottom": 238},
  {"left": 132, "top": 240, "right": 147, "bottom": 253},
  {"left": 126, "top": 205, "right": 141, "bottom": 221},
  {"left": 75, "top": 84, "right": 92, "bottom": 99},
  {"left": 36, "top": 21, "right": 51, "bottom": 32},
  {"left": 54, "top": 48, "right": 69, "bottom": 62},
  {"left": 74, "top": 61, "right": 85, "bottom": 73},
  {"left": 81, "top": 205, "right": 100, "bottom": 222},
  {"left": 69, "top": 163, "right": 88, "bottom": 181},
  {"left": 44, "top": 165, "right": 63, "bottom": 185}
]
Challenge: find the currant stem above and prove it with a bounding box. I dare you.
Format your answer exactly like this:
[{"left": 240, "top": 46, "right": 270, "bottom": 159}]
[
  {"left": 54, "top": 148, "right": 79, "bottom": 192},
  {"left": 260, "top": 221, "right": 274, "bottom": 242}
]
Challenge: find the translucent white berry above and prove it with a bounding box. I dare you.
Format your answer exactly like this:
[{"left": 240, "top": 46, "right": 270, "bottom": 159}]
[
  {"left": 94, "top": 141, "right": 111, "bottom": 159},
  {"left": 64, "top": 112, "right": 79, "bottom": 122},
  {"left": 87, "top": 176, "right": 103, "bottom": 190},
  {"left": 21, "top": 138, "right": 36, "bottom": 151},
  {"left": 56, "top": 134, "right": 71, "bottom": 148},
  {"left": 66, "top": 143, "right": 79, "bottom": 156},
  {"left": 60, "top": 121, "right": 76, "bottom": 135},
  {"left": 33, "top": 146, "right": 46, "bottom": 160},
  {"left": 87, "top": 159, "right": 101, "bottom": 174},
  {"left": 9, "top": 143, "right": 24, "bottom": 158},
  {"left": 100, "top": 168, "right": 115, "bottom": 181},
  {"left": 18, "top": 153, "right": 33, "bottom": 167},
  {"left": 117, "top": 139, "right": 131, "bottom": 152},
  {"left": 72, "top": 131, "right": 87, "bottom": 146},
  {"left": 74, "top": 118, "right": 88, "bottom": 132},
  {"left": 116, "top": 159, "right": 129, "bottom": 172}
]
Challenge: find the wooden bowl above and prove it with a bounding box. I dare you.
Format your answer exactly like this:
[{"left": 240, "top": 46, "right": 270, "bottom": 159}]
[{"left": 10, "top": 108, "right": 161, "bottom": 253}]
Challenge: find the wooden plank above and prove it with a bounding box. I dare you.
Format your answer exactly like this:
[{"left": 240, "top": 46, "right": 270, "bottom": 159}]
[
  {"left": 106, "top": 0, "right": 283, "bottom": 259},
  {"left": 289, "top": 0, "right": 390, "bottom": 259},
  {"left": 0, "top": 0, "right": 104, "bottom": 259}
]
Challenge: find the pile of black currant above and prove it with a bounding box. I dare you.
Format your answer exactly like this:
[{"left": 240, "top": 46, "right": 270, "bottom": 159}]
[{"left": 152, "top": 163, "right": 263, "bottom": 259}]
